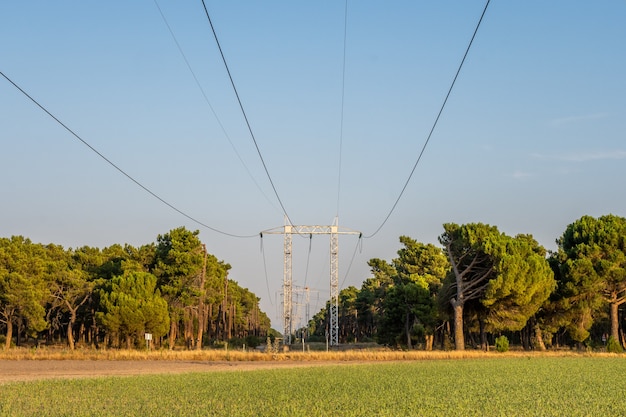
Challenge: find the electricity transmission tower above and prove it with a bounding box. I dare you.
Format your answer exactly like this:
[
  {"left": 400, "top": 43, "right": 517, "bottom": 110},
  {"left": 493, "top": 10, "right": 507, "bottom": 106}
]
[
  {"left": 261, "top": 217, "right": 360, "bottom": 346},
  {"left": 283, "top": 285, "right": 318, "bottom": 341}
]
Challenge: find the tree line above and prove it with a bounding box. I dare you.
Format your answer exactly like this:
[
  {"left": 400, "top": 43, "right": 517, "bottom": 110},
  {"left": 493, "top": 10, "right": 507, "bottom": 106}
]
[
  {"left": 307, "top": 214, "right": 626, "bottom": 351},
  {"left": 0, "top": 227, "right": 271, "bottom": 350}
]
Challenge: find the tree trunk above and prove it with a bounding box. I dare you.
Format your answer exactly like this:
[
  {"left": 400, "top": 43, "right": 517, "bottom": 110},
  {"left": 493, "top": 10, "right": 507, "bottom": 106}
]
[
  {"left": 222, "top": 277, "right": 228, "bottom": 341},
  {"left": 168, "top": 316, "right": 177, "bottom": 350},
  {"left": 91, "top": 310, "right": 98, "bottom": 348},
  {"left": 196, "top": 245, "right": 207, "bottom": 350},
  {"left": 438, "top": 321, "right": 450, "bottom": 350},
  {"left": 217, "top": 304, "right": 223, "bottom": 341},
  {"left": 196, "top": 304, "right": 205, "bottom": 350},
  {"left": 479, "top": 318, "right": 487, "bottom": 351},
  {"left": 78, "top": 322, "right": 85, "bottom": 344},
  {"left": 184, "top": 309, "right": 193, "bottom": 349},
  {"left": 453, "top": 302, "right": 465, "bottom": 350},
  {"left": 534, "top": 324, "right": 546, "bottom": 351},
  {"left": 16, "top": 318, "right": 23, "bottom": 347},
  {"left": 405, "top": 311, "right": 412, "bottom": 349},
  {"left": 4, "top": 321, "right": 12, "bottom": 350},
  {"left": 227, "top": 303, "right": 233, "bottom": 340},
  {"left": 425, "top": 334, "right": 434, "bottom": 351},
  {"left": 67, "top": 308, "right": 77, "bottom": 350},
  {"left": 610, "top": 301, "right": 619, "bottom": 342},
  {"left": 521, "top": 324, "right": 531, "bottom": 350},
  {"left": 207, "top": 304, "right": 214, "bottom": 340}
]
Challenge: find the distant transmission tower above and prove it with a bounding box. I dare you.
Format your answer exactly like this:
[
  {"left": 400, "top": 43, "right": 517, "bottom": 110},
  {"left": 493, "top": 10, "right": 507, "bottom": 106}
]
[
  {"left": 287, "top": 285, "right": 318, "bottom": 340},
  {"left": 261, "top": 217, "right": 360, "bottom": 346}
]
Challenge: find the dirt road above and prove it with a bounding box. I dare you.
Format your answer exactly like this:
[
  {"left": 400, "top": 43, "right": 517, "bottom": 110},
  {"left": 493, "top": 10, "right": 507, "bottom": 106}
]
[{"left": 0, "top": 360, "right": 348, "bottom": 383}]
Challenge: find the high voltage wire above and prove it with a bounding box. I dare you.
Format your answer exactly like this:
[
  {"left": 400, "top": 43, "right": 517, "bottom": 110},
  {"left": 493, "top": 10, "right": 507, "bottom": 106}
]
[
  {"left": 152, "top": 0, "right": 281, "bottom": 216},
  {"left": 259, "top": 236, "right": 274, "bottom": 305},
  {"left": 303, "top": 233, "right": 313, "bottom": 289},
  {"left": 0, "top": 70, "right": 258, "bottom": 239},
  {"left": 340, "top": 236, "right": 363, "bottom": 289},
  {"left": 200, "top": 0, "right": 295, "bottom": 227},
  {"left": 336, "top": 0, "right": 349, "bottom": 218},
  {"left": 363, "top": 0, "right": 492, "bottom": 239},
  {"left": 4, "top": 0, "right": 490, "bottom": 255},
  {"left": 4, "top": 3, "right": 495, "bottom": 325}
]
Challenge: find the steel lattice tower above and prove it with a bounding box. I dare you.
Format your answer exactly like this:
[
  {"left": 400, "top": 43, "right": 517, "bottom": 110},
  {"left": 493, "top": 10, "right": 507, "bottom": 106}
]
[{"left": 261, "top": 217, "right": 360, "bottom": 346}]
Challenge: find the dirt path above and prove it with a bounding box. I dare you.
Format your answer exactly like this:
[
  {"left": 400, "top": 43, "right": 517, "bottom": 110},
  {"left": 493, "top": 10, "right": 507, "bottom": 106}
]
[{"left": 0, "top": 360, "right": 351, "bottom": 383}]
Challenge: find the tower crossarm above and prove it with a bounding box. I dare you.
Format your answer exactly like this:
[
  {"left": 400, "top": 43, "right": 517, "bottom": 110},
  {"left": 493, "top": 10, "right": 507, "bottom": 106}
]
[{"left": 261, "top": 225, "right": 361, "bottom": 236}]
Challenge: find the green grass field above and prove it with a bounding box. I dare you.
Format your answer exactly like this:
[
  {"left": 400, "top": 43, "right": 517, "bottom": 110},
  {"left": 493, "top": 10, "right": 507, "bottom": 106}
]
[{"left": 1, "top": 356, "right": 625, "bottom": 416}]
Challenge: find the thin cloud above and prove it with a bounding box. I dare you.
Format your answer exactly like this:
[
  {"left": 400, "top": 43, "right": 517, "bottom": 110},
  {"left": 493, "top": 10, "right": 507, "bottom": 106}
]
[
  {"left": 532, "top": 150, "right": 626, "bottom": 162},
  {"left": 512, "top": 170, "right": 533, "bottom": 180},
  {"left": 550, "top": 113, "right": 608, "bottom": 127}
]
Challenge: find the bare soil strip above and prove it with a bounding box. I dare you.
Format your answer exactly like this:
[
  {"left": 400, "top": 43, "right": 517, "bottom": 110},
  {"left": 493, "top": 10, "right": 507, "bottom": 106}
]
[{"left": 0, "top": 360, "right": 351, "bottom": 383}]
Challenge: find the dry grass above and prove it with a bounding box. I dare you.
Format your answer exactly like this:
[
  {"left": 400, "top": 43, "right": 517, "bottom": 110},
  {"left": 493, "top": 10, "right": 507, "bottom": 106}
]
[{"left": 0, "top": 345, "right": 621, "bottom": 362}]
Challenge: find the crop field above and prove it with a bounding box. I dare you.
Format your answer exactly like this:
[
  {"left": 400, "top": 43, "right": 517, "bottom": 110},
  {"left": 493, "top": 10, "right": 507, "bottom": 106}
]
[{"left": 1, "top": 356, "right": 625, "bottom": 416}]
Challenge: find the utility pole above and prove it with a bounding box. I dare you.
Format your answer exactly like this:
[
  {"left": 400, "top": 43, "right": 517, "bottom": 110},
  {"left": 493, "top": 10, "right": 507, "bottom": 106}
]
[{"left": 261, "top": 217, "right": 360, "bottom": 346}]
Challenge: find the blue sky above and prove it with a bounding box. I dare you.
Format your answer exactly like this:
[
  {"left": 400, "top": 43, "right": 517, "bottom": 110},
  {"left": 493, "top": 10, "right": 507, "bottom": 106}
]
[{"left": 2, "top": 1, "right": 625, "bottom": 327}]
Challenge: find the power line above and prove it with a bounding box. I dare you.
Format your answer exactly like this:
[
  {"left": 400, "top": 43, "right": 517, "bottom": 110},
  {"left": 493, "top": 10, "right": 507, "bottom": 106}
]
[
  {"left": 336, "top": 0, "right": 349, "bottom": 218},
  {"left": 200, "top": 0, "right": 295, "bottom": 226},
  {"left": 260, "top": 235, "right": 274, "bottom": 305},
  {"left": 363, "top": 0, "right": 491, "bottom": 239},
  {"left": 340, "top": 235, "right": 362, "bottom": 289},
  {"left": 303, "top": 233, "right": 313, "bottom": 289},
  {"left": 152, "top": 0, "right": 281, "bottom": 215},
  {"left": 0, "top": 70, "right": 257, "bottom": 239}
]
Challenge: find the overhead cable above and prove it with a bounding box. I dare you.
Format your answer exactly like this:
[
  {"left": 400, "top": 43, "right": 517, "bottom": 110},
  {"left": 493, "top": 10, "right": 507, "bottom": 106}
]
[
  {"left": 339, "top": 235, "right": 362, "bottom": 289},
  {"left": 200, "top": 0, "right": 295, "bottom": 226},
  {"left": 0, "top": 70, "right": 257, "bottom": 239},
  {"left": 336, "top": 0, "right": 349, "bottom": 218},
  {"left": 153, "top": 0, "right": 281, "bottom": 215},
  {"left": 260, "top": 235, "right": 275, "bottom": 305},
  {"left": 303, "top": 233, "right": 313, "bottom": 289},
  {"left": 364, "top": 0, "right": 491, "bottom": 239}
]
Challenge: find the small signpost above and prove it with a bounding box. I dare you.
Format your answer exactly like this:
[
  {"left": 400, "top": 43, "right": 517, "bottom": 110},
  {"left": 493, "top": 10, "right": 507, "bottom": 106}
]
[{"left": 145, "top": 333, "right": 152, "bottom": 351}]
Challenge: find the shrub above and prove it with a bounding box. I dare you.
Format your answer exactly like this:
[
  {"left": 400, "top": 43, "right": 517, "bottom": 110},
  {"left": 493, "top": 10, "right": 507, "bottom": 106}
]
[
  {"left": 228, "top": 338, "right": 245, "bottom": 348},
  {"left": 306, "top": 334, "right": 326, "bottom": 343},
  {"left": 495, "top": 336, "right": 509, "bottom": 353},
  {"left": 265, "top": 336, "right": 280, "bottom": 354},
  {"left": 245, "top": 335, "right": 261, "bottom": 349},
  {"left": 606, "top": 336, "right": 623, "bottom": 353},
  {"left": 212, "top": 340, "right": 228, "bottom": 350}
]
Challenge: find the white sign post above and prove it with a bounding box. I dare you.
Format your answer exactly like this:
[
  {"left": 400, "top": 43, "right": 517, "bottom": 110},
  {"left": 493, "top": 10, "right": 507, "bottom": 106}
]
[{"left": 144, "top": 333, "right": 152, "bottom": 351}]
